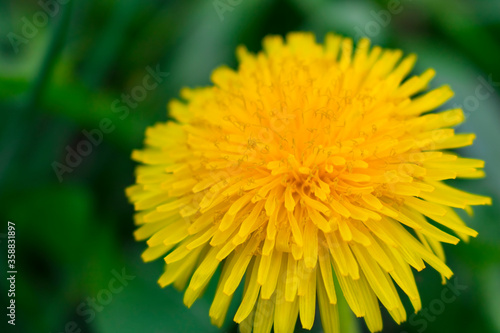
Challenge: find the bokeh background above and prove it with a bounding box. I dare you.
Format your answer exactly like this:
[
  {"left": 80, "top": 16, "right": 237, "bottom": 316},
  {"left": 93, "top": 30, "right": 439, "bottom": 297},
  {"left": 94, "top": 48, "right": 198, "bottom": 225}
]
[{"left": 1, "top": 0, "right": 499, "bottom": 332}]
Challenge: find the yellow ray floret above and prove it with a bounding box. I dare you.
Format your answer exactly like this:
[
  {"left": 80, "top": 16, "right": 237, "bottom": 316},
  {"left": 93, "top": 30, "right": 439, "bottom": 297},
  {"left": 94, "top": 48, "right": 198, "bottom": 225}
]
[{"left": 127, "top": 32, "right": 491, "bottom": 333}]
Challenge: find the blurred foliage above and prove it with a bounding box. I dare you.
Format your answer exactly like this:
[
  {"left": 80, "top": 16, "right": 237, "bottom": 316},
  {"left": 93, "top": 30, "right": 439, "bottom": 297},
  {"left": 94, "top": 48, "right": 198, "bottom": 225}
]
[{"left": 0, "top": 0, "right": 499, "bottom": 332}]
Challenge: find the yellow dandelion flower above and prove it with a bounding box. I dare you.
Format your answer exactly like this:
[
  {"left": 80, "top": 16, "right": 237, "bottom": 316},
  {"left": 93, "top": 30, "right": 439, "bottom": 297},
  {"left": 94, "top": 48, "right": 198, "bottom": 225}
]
[{"left": 126, "top": 32, "right": 491, "bottom": 333}]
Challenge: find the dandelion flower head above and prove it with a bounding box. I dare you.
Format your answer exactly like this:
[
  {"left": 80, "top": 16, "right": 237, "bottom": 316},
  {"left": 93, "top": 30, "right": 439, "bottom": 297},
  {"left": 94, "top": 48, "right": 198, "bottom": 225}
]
[{"left": 127, "top": 32, "right": 491, "bottom": 333}]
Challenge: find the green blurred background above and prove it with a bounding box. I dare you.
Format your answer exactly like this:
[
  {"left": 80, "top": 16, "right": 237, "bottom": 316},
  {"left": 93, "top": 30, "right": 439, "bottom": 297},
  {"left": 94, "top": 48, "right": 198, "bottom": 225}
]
[{"left": 1, "top": 0, "right": 499, "bottom": 332}]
